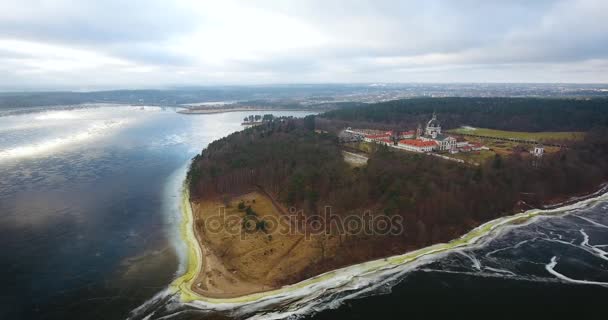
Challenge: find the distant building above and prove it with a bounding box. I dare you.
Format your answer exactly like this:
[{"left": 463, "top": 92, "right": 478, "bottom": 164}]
[
  {"left": 421, "top": 134, "right": 456, "bottom": 151},
  {"left": 469, "top": 142, "right": 489, "bottom": 151},
  {"left": 459, "top": 145, "right": 473, "bottom": 152},
  {"left": 416, "top": 123, "right": 423, "bottom": 139},
  {"left": 363, "top": 133, "right": 392, "bottom": 143},
  {"left": 399, "top": 130, "right": 416, "bottom": 139},
  {"left": 338, "top": 130, "right": 362, "bottom": 143},
  {"left": 532, "top": 144, "right": 544, "bottom": 157},
  {"left": 385, "top": 130, "right": 415, "bottom": 141},
  {"left": 349, "top": 113, "right": 485, "bottom": 156},
  {"left": 397, "top": 139, "right": 437, "bottom": 153},
  {"left": 419, "top": 113, "right": 456, "bottom": 151},
  {"left": 456, "top": 137, "right": 469, "bottom": 148},
  {"left": 425, "top": 112, "right": 441, "bottom": 137}
]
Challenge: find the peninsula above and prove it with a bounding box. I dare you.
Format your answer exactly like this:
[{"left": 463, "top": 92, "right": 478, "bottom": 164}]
[{"left": 184, "top": 97, "right": 608, "bottom": 298}]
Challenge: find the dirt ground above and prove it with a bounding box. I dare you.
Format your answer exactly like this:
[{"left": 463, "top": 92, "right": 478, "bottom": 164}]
[{"left": 190, "top": 191, "right": 340, "bottom": 298}]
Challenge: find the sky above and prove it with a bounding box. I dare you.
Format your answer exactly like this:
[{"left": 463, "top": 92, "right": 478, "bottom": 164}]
[{"left": 1, "top": 0, "right": 607, "bottom": 90}]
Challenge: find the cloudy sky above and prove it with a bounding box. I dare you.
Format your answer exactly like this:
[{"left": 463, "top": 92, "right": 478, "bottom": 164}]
[{"left": 1, "top": 0, "right": 607, "bottom": 90}]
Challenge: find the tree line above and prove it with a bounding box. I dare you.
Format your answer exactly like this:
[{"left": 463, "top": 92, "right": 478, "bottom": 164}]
[{"left": 323, "top": 97, "right": 608, "bottom": 132}]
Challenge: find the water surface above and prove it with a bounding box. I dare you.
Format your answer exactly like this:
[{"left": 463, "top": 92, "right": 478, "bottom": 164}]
[{"left": 0, "top": 105, "right": 314, "bottom": 319}]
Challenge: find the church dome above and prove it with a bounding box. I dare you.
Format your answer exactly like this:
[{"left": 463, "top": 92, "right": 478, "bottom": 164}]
[
  {"left": 426, "top": 113, "right": 440, "bottom": 128},
  {"left": 427, "top": 118, "right": 440, "bottom": 127}
]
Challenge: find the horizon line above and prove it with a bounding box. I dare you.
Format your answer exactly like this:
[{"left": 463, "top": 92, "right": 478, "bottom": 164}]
[{"left": 2, "top": 82, "right": 608, "bottom": 94}]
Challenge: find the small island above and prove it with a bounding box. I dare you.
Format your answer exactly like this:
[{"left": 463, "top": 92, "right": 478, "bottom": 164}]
[{"left": 183, "top": 97, "right": 608, "bottom": 298}]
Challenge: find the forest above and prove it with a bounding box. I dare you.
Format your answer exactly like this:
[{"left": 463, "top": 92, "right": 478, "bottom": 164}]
[
  {"left": 322, "top": 97, "right": 608, "bottom": 132},
  {"left": 188, "top": 104, "right": 608, "bottom": 271}
]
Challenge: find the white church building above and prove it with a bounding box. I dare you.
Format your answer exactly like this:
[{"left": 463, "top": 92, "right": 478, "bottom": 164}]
[{"left": 418, "top": 113, "right": 457, "bottom": 152}]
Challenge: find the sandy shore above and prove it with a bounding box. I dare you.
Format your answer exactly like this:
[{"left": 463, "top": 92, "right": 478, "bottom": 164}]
[{"left": 170, "top": 183, "right": 608, "bottom": 304}]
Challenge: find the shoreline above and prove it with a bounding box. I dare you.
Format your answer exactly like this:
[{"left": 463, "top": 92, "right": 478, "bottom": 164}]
[
  {"left": 170, "top": 181, "right": 608, "bottom": 305},
  {"left": 177, "top": 107, "right": 324, "bottom": 115}
]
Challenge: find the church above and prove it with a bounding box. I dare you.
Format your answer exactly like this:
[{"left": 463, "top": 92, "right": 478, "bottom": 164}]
[
  {"left": 358, "top": 113, "right": 463, "bottom": 154},
  {"left": 418, "top": 113, "right": 457, "bottom": 152}
]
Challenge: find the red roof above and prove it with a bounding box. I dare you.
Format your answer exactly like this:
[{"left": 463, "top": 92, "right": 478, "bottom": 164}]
[{"left": 398, "top": 139, "right": 437, "bottom": 147}]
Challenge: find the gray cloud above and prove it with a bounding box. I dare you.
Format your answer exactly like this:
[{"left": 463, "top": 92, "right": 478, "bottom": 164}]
[
  {"left": 0, "top": 0, "right": 607, "bottom": 89},
  {"left": 0, "top": 0, "right": 198, "bottom": 44}
]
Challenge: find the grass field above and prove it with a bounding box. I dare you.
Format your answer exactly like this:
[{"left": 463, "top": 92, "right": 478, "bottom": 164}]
[
  {"left": 449, "top": 150, "right": 496, "bottom": 165},
  {"left": 448, "top": 127, "right": 585, "bottom": 142}
]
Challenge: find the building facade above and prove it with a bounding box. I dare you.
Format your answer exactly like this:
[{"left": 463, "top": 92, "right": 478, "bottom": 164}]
[
  {"left": 397, "top": 139, "right": 437, "bottom": 152},
  {"left": 420, "top": 113, "right": 456, "bottom": 152}
]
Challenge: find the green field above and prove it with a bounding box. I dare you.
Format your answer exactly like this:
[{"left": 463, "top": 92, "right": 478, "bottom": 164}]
[
  {"left": 449, "top": 150, "right": 496, "bottom": 165},
  {"left": 448, "top": 127, "right": 585, "bottom": 142}
]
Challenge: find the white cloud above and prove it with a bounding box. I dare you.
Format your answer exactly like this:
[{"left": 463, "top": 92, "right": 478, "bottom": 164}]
[
  {"left": 0, "top": 0, "right": 607, "bottom": 89},
  {"left": 0, "top": 39, "right": 131, "bottom": 73}
]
